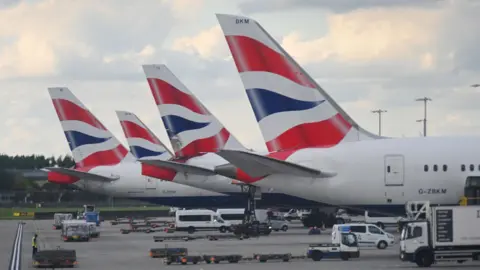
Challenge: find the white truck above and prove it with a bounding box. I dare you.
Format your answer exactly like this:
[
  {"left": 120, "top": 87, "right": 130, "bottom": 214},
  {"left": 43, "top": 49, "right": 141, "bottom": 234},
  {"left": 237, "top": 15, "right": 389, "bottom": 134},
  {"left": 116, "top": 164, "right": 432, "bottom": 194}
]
[{"left": 400, "top": 205, "right": 480, "bottom": 267}]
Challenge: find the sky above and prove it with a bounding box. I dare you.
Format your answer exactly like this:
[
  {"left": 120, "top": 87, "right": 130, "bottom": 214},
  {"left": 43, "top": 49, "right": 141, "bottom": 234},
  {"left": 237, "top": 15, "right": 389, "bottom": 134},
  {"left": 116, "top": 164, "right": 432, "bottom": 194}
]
[{"left": 1, "top": 0, "right": 480, "bottom": 157}]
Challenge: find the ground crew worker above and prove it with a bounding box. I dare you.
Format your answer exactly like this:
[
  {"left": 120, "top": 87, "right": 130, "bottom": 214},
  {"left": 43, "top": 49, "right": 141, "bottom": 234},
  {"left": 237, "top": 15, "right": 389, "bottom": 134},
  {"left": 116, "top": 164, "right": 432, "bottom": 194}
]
[{"left": 32, "top": 233, "right": 38, "bottom": 257}]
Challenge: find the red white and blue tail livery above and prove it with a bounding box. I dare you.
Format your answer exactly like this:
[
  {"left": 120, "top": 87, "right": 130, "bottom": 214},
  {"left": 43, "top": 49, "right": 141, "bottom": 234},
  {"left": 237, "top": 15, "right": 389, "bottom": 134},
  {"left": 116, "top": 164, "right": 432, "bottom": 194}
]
[
  {"left": 142, "top": 64, "right": 245, "bottom": 157},
  {"left": 216, "top": 14, "right": 382, "bottom": 152},
  {"left": 48, "top": 87, "right": 135, "bottom": 169},
  {"left": 116, "top": 110, "right": 173, "bottom": 161}
]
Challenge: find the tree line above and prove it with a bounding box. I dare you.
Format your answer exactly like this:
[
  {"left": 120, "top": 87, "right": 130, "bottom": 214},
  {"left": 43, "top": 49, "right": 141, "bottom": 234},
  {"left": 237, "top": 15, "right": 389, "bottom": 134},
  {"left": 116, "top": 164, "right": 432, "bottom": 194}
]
[{"left": 0, "top": 154, "right": 75, "bottom": 191}]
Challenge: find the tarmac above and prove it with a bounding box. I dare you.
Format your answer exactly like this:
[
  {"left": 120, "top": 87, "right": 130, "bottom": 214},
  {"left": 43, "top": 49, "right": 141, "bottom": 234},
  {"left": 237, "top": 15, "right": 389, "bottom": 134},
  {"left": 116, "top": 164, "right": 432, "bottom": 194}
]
[{"left": 2, "top": 218, "right": 479, "bottom": 269}]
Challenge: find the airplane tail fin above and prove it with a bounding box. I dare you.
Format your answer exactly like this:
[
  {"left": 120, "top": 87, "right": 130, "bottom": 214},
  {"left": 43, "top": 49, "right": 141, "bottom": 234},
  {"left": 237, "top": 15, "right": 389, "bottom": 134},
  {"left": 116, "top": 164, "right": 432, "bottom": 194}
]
[
  {"left": 116, "top": 111, "right": 173, "bottom": 161},
  {"left": 48, "top": 87, "right": 134, "bottom": 169},
  {"left": 142, "top": 64, "right": 245, "bottom": 158},
  {"left": 216, "top": 14, "right": 384, "bottom": 152}
]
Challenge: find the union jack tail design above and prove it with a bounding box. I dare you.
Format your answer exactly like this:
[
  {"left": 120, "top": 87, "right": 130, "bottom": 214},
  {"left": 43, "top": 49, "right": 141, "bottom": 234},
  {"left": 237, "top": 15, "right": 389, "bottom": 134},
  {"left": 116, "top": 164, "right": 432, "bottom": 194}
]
[
  {"left": 216, "top": 14, "right": 382, "bottom": 152},
  {"left": 116, "top": 110, "right": 173, "bottom": 161},
  {"left": 142, "top": 64, "right": 245, "bottom": 158},
  {"left": 48, "top": 87, "right": 134, "bottom": 169}
]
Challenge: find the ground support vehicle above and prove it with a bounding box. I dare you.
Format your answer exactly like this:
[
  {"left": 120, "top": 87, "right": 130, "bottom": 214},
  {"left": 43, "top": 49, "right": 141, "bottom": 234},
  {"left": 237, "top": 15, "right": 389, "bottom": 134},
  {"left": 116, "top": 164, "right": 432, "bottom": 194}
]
[
  {"left": 61, "top": 220, "right": 90, "bottom": 242},
  {"left": 87, "top": 222, "right": 100, "bottom": 238},
  {"left": 332, "top": 223, "right": 395, "bottom": 249},
  {"left": 32, "top": 248, "right": 77, "bottom": 268},
  {"left": 120, "top": 226, "right": 163, "bottom": 234},
  {"left": 52, "top": 213, "right": 73, "bottom": 230},
  {"left": 164, "top": 255, "right": 202, "bottom": 265},
  {"left": 231, "top": 222, "right": 272, "bottom": 237},
  {"left": 206, "top": 234, "right": 245, "bottom": 241},
  {"left": 202, "top": 254, "right": 243, "bottom": 264},
  {"left": 253, "top": 253, "right": 299, "bottom": 262},
  {"left": 308, "top": 232, "right": 360, "bottom": 261},
  {"left": 153, "top": 235, "right": 197, "bottom": 242},
  {"left": 110, "top": 217, "right": 135, "bottom": 225},
  {"left": 400, "top": 204, "right": 480, "bottom": 267},
  {"left": 149, "top": 247, "right": 187, "bottom": 258},
  {"left": 78, "top": 204, "right": 100, "bottom": 226}
]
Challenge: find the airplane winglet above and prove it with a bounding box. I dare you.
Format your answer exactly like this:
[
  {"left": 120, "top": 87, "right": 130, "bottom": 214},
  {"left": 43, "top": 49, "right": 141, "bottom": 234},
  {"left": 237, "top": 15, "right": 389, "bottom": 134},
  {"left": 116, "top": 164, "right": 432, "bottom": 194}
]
[
  {"left": 138, "top": 159, "right": 216, "bottom": 176},
  {"left": 43, "top": 167, "right": 120, "bottom": 182},
  {"left": 216, "top": 150, "right": 336, "bottom": 178}
]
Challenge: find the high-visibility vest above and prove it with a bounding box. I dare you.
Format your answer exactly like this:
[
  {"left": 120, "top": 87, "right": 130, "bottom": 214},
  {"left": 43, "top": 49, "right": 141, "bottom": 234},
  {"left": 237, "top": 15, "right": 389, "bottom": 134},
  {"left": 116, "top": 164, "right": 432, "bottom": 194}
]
[{"left": 32, "top": 236, "right": 37, "bottom": 248}]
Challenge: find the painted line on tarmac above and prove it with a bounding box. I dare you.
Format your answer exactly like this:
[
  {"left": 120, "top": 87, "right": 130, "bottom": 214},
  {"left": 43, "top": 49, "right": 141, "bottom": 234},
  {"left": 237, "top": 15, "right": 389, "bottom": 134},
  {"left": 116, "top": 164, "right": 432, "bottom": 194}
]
[{"left": 8, "top": 222, "right": 24, "bottom": 270}]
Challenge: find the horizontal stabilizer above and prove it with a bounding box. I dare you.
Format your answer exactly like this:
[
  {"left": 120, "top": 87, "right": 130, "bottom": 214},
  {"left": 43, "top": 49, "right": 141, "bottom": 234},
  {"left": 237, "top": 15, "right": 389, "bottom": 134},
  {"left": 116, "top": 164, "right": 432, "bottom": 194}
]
[
  {"left": 42, "top": 167, "right": 120, "bottom": 182},
  {"left": 139, "top": 159, "right": 216, "bottom": 176},
  {"left": 216, "top": 150, "right": 336, "bottom": 178}
]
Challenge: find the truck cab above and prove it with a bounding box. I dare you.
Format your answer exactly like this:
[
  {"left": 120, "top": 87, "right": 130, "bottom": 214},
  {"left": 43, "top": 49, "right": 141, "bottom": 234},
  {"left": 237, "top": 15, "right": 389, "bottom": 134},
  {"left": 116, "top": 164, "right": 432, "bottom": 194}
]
[{"left": 399, "top": 221, "right": 427, "bottom": 262}]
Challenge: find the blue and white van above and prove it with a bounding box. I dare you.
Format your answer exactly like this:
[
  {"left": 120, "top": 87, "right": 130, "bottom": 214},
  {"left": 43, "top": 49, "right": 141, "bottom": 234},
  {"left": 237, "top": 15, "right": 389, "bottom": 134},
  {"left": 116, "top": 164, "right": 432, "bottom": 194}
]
[{"left": 332, "top": 223, "right": 395, "bottom": 249}]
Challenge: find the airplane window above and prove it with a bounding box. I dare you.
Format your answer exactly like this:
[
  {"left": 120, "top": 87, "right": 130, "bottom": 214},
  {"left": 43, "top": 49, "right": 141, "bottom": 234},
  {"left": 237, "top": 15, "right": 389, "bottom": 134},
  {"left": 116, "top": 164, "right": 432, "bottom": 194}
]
[
  {"left": 387, "top": 166, "right": 391, "bottom": 173},
  {"left": 443, "top": 165, "right": 447, "bottom": 172},
  {"left": 461, "top": 164, "right": 466, "bottom": 171},
  {"left": 424, "top": 165, "right": 428, "bottom": 172},
  {"left": 433, "top": 165, "right": 438, "bottom": 172},
  {"left": 470, "top": 164, "right": 475, "bottom": 172}
]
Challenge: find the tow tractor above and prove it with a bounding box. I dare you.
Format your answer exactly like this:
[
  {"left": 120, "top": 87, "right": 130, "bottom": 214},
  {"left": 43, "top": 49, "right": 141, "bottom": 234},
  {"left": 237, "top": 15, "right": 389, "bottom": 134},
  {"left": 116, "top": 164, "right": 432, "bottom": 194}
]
[
  {"left": 307, "top": 228, "right": 360, "bottom": 261},
  {"left": 52, "top": 213, "right": 72, "bottom": 230}
]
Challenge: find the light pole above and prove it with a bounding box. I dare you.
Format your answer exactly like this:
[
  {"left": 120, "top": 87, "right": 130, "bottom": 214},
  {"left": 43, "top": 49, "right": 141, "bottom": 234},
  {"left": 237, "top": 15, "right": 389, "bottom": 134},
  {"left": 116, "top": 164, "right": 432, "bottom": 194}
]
[
  {"left": 371, "top": 109, "right": 387, "bottom": 136},
  {"left": 415, "top": 97, "right": 432, "bottom": 137}
]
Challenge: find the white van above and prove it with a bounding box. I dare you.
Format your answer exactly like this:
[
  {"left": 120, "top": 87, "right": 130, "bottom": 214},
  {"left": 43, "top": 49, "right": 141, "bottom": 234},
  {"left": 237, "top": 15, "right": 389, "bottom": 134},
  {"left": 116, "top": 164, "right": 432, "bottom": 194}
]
[
  {"left": 332, "top": 224, "right": 395, "bottom": 249},
  {"left": 216, "top": 209, "right": 289, "bottom": 231},
  {"left": 175, "top": 209, "right": 231, "bottom": 233},
  {"left": 216, "top": 209, "right": 245, "bottom": 225}
]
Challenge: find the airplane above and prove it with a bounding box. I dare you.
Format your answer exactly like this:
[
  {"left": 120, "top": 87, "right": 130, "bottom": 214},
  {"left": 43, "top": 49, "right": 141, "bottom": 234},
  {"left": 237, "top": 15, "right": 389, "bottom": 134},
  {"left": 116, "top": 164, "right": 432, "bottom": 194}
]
[
  {"left": 212, "top": 13, "right": 480, "bottom": 215},
  {"left": 44, "top": 87, "right": 244, "bottom": 208},
  {"left": 136, "top": 64, "right": 321, "bottom": 207},
  {"left": 116, "top": 110, "right": 172, "bottom": 161}
]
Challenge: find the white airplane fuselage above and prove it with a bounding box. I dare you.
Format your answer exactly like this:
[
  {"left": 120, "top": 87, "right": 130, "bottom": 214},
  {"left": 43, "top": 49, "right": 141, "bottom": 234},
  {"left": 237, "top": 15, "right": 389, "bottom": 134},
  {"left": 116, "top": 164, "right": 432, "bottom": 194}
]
[
  {"left": 69, "top": 161, "right": 235, "bottom": 208},
  {"left": 244, "top": 136, "right": 480, "bottom": 214}
]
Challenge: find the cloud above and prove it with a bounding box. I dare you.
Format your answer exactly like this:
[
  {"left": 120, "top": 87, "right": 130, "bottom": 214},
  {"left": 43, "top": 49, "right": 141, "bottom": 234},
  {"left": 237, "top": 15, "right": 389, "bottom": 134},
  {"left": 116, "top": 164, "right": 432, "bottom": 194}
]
[
  {"left": 280, "top": 7, "right": 442, "bottom": 64},
  {"left": 238, "top": 0, "right": 444, "bottom": 14},
  {"left": 171, "top": 25, "right": 228, "bottom": 60}
]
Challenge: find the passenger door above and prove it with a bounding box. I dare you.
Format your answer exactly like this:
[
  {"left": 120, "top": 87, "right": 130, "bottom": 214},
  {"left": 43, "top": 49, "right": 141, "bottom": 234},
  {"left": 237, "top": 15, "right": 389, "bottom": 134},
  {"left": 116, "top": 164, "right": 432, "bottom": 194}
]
[{"left": 384, "top": 155, "right": 405, "bottom": 203}]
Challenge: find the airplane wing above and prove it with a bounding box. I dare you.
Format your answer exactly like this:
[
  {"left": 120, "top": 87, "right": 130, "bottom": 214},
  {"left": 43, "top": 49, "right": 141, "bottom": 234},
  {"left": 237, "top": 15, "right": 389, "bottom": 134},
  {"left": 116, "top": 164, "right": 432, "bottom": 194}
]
[
  {"left": 216, "top": 150, "right": 336, "bottom": 178},
  {"left": 42, "top": 167, "right": 120, "bottom": 182},
  {"left": 139, "top": 159, "right": 216, "bottom": 176}
]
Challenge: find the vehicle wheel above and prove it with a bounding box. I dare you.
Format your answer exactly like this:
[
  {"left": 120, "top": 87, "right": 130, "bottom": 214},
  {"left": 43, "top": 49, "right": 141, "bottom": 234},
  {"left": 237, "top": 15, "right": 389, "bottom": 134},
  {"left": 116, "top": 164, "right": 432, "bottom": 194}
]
[
  {"left": 376, "top": 222, "right": 385, "bottom": 230},
  {"left": 336, "top": 218, "right": 345, "bottom": 224},
  {"left": 188, "top": 227, "right": 195, "bottom": 234},
  {"left": 281, "top": 225, "right": 288, "bottom": 232},
  {"left": 415, "top": 251, "right": 433, "bottom": 267},
  {"left": 377, "top": 241, "right": 388, "bottom": 249},
  {"left": 219, "top": 226, "right": 227, "bottom": 233},
  {"left": 311, "top": 250, "right": 323, "bottom": 261},
  {"left": 340, "top": 253, "right": 349, "bottom": 261}
]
